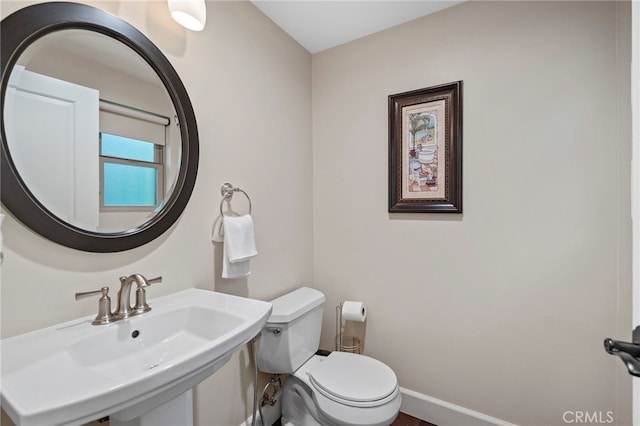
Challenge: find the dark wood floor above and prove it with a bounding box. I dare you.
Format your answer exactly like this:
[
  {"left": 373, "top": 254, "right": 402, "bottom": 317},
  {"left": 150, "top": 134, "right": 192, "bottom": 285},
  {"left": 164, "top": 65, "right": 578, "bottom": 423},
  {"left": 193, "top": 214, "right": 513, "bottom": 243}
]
[
  {"left": 392, "top": 412, "right": 437, "bottom": 426},
  {"left": 273, "top": 411, "right": 435, "bottom": 426}
]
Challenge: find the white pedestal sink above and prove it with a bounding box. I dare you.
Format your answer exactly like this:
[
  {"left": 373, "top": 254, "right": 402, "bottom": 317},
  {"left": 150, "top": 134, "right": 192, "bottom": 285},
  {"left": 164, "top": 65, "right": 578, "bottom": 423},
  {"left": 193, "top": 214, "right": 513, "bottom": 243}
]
[{"left": 0, "top": 288, "right": 272, "bottom": 426}]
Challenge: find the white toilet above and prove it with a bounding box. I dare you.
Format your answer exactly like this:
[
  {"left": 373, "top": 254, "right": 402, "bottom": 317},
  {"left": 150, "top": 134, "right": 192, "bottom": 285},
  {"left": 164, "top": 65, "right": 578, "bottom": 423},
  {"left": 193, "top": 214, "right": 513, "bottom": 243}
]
[{"left": 256, "top": 287, "right": 401, "bottom": 426}]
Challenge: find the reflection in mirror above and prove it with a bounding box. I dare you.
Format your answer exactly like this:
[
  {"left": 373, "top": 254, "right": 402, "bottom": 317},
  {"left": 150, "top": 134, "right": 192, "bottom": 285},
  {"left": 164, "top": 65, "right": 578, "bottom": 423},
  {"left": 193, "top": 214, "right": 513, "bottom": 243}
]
[{"left": 3, "top": 30, "right": 181, "bottom": 233}]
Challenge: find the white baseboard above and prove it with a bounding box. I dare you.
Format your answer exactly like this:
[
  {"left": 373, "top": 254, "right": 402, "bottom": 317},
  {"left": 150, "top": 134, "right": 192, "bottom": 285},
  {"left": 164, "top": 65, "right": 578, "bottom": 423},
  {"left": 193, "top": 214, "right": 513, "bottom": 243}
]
[
  {"left": 241, "top": 386, "right": 514, "bottom": 426},
  {"left": 399, "top": 387, "right": 515, "bottom": 426}
]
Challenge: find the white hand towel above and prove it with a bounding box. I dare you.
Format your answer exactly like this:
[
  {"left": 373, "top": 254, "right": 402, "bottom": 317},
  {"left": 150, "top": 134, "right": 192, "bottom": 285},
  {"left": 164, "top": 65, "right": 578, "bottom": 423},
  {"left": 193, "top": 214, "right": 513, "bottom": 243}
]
[
  {"left": 222, "top": 241, "right": 251, "bottom": 279},
  {"left": 223, "top": 214, "right": 257, "bottom": 263},
  {"left": 221, "top": 214, "right": 257, "bottom": 279}
]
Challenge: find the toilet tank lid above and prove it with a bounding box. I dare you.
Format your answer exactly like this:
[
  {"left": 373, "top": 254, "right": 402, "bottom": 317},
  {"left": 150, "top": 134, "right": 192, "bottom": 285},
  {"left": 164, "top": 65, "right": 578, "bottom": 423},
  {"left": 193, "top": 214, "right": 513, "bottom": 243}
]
[{"left": 268, "top": 287, "right": 325, "bottom": 323}]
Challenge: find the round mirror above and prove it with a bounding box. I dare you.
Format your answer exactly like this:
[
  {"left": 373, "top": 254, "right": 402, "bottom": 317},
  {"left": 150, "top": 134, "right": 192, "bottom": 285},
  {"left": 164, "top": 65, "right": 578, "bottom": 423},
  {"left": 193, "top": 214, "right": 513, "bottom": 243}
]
[{"left": 1, "top": 2, "right": 199, "bottom": 252}]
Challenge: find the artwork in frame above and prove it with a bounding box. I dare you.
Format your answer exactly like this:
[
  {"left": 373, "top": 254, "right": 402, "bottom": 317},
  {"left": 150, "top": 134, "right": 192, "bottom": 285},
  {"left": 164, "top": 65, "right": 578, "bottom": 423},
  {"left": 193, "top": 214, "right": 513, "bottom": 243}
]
[{"left": 388, "top": 81, "right": 463, "bottom": 213}]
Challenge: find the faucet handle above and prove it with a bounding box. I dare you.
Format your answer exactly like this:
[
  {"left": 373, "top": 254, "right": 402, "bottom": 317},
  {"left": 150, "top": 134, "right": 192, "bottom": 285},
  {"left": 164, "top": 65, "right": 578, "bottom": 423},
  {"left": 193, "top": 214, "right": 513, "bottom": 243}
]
[
  {"left": 133, "top": 276, "right": 162, "bottom": 314},
  {"left": 75, "top": 287, "right": 115, "bottom": 325},
  {"left": 147, "top": 276, "right": 162, "bottom": 285},
  {"left": 75, "top": 287, "right": 107, "bottom": 300}
]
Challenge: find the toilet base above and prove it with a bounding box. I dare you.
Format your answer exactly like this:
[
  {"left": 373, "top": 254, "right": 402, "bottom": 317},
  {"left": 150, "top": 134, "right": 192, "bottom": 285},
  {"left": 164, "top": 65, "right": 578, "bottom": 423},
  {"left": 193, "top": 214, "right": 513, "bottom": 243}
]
[{"left": 282, "top": 376, "right": 332, "bottom": 426}]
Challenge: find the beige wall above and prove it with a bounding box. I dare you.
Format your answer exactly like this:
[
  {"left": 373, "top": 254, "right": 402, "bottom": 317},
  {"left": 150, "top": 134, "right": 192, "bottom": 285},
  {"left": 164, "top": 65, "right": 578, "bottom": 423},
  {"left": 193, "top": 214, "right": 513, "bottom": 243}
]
[
  {"left": 1, "top": 1, "right": 634, "bottom": 426},
  {"left": 312, "top": 2, "right": 632, "bottom": 426},
  {"left": 0, "top": 1, "right": 312, "bottom": 425}
]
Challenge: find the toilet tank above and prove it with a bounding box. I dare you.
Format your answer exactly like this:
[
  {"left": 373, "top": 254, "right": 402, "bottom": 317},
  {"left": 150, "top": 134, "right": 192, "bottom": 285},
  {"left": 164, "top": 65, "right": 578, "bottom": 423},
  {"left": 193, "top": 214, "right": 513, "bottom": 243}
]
[{"left": 256, "top": 287, "right": 325, "bottom": 374}]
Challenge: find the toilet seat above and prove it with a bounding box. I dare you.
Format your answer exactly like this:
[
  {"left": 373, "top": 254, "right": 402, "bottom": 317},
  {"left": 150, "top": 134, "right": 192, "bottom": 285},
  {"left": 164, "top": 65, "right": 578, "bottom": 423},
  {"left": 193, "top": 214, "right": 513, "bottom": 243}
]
[
  {"left": 283, "top": 375, "right": 401, "bottom": 426},
  {"left": 308, "top": 352, "right": 399, "bottom": 408}
]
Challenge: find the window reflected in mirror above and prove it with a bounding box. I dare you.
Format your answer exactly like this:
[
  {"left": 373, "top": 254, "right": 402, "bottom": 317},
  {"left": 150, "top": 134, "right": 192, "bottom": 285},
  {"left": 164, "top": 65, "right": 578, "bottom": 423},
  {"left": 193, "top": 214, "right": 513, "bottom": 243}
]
[{"left": 100, "top": 133, "right": 164, "bottom": 209}]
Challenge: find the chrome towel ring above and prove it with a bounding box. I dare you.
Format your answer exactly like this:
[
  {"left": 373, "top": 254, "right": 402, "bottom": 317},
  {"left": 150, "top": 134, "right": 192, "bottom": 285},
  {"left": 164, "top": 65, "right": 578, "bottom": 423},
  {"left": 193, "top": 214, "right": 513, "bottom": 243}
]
[{"left": 219, "top": 182, "right": 252, "bottom": 217}]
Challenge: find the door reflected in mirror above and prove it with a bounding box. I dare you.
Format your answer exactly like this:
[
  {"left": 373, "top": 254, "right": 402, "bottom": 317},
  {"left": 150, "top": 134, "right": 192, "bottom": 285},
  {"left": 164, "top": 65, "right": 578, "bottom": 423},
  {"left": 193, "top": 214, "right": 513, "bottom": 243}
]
[{"left": 3, "top": 29, "right": 181, "bottom": 233}]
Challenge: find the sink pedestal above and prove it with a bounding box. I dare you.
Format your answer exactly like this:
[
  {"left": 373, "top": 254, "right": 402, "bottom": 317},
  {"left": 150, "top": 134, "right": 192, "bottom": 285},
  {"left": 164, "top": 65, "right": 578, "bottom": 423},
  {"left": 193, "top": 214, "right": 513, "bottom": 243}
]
[{"left": 110, "top": 390, "right": 193, "bottom": 426}]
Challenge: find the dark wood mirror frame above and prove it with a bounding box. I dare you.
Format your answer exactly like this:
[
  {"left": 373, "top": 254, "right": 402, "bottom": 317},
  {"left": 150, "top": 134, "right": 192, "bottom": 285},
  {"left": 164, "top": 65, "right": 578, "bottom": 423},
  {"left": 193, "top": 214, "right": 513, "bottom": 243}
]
[{"left": 1, "top": 2, "right": 199, "bottom": 252}]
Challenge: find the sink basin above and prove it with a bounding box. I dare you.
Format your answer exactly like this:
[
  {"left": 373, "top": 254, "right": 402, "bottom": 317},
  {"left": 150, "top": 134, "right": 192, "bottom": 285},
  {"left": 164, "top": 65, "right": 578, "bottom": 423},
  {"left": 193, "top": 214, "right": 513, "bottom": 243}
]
[{"left": 0, "top": 288, "right": 272, "bottom": 426}]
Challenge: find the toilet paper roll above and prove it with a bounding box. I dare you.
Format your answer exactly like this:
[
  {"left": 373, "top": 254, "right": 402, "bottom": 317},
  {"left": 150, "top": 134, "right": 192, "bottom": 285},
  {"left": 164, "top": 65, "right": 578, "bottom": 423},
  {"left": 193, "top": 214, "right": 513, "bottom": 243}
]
[{"left": 341, "top": 301, "right": 366, "bottom": 322}]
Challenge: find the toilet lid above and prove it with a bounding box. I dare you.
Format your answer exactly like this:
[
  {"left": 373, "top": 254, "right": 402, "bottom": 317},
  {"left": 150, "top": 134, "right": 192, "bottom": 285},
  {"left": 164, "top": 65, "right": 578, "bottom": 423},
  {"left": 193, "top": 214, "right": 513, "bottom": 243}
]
[{"left": 309, "top": 352, "right": 398, "bottom": 406}]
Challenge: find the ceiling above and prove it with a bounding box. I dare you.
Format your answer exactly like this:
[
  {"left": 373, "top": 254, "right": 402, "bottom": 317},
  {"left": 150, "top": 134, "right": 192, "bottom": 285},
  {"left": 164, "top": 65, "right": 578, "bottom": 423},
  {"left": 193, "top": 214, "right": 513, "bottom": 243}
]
[{"left": 250, "top": 1, "right": 464, "bottom": 54}]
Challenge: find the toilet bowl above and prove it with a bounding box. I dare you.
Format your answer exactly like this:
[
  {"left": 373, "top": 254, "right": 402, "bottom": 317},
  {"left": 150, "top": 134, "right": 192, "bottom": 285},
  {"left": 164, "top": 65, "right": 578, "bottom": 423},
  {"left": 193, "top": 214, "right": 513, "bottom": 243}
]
[
  {"left": 256, "top": 287, "right": 401, "bottom": 426},
  {"left": 282, "top": 353, "right": 401, "bottom": 426}
]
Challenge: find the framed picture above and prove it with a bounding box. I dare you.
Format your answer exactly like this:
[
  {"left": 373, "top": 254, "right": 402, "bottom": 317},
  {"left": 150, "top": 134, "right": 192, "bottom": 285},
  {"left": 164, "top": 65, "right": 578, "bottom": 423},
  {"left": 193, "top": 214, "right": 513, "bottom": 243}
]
[{"left": 388, "top": 81, "right": 463, "bottom": 213}]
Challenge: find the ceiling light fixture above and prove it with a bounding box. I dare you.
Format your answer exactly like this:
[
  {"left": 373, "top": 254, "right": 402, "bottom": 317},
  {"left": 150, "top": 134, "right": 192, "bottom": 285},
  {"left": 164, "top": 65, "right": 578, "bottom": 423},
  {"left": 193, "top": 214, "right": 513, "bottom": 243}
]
[{"left": 168, "top": 0, "right": 207, "bottom": 31}]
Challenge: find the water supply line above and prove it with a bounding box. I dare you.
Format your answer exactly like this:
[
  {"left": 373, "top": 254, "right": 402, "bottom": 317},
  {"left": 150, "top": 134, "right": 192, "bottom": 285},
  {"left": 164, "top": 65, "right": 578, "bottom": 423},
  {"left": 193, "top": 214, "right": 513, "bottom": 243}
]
[
  {"left": 251, "top": 337, "right": 260, "bottom": 426},
  {"left": 250, "top": 335, "right": 282, "bottom": 426},
  {"left": 259, "top": 374, "right": 282, "bottom": 424}
]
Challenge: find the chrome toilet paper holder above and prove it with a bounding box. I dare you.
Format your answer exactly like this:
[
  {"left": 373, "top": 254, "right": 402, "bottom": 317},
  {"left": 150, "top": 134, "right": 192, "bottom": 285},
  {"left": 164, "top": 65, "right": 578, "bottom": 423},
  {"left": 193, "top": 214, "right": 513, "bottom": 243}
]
[{"left": 335, "top": 302, "right": 362, "bottom": 354}]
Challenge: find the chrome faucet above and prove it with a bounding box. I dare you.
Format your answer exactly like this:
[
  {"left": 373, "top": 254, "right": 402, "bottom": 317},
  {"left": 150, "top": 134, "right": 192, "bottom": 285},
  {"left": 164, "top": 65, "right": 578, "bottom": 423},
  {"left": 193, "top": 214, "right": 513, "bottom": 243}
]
[
  {"left": 75, "top": 274, "right": 162, "bottom": 325},
  {"left": 115, "top": 274, "right": 162, "bottom": 319}
]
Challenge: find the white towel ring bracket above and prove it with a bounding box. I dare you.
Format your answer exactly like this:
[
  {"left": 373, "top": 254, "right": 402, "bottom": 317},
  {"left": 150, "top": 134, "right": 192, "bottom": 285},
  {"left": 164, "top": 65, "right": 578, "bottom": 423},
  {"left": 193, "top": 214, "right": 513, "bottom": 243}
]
[{"left": 219, "top": 182, "right": 252, "bottom": 217}]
